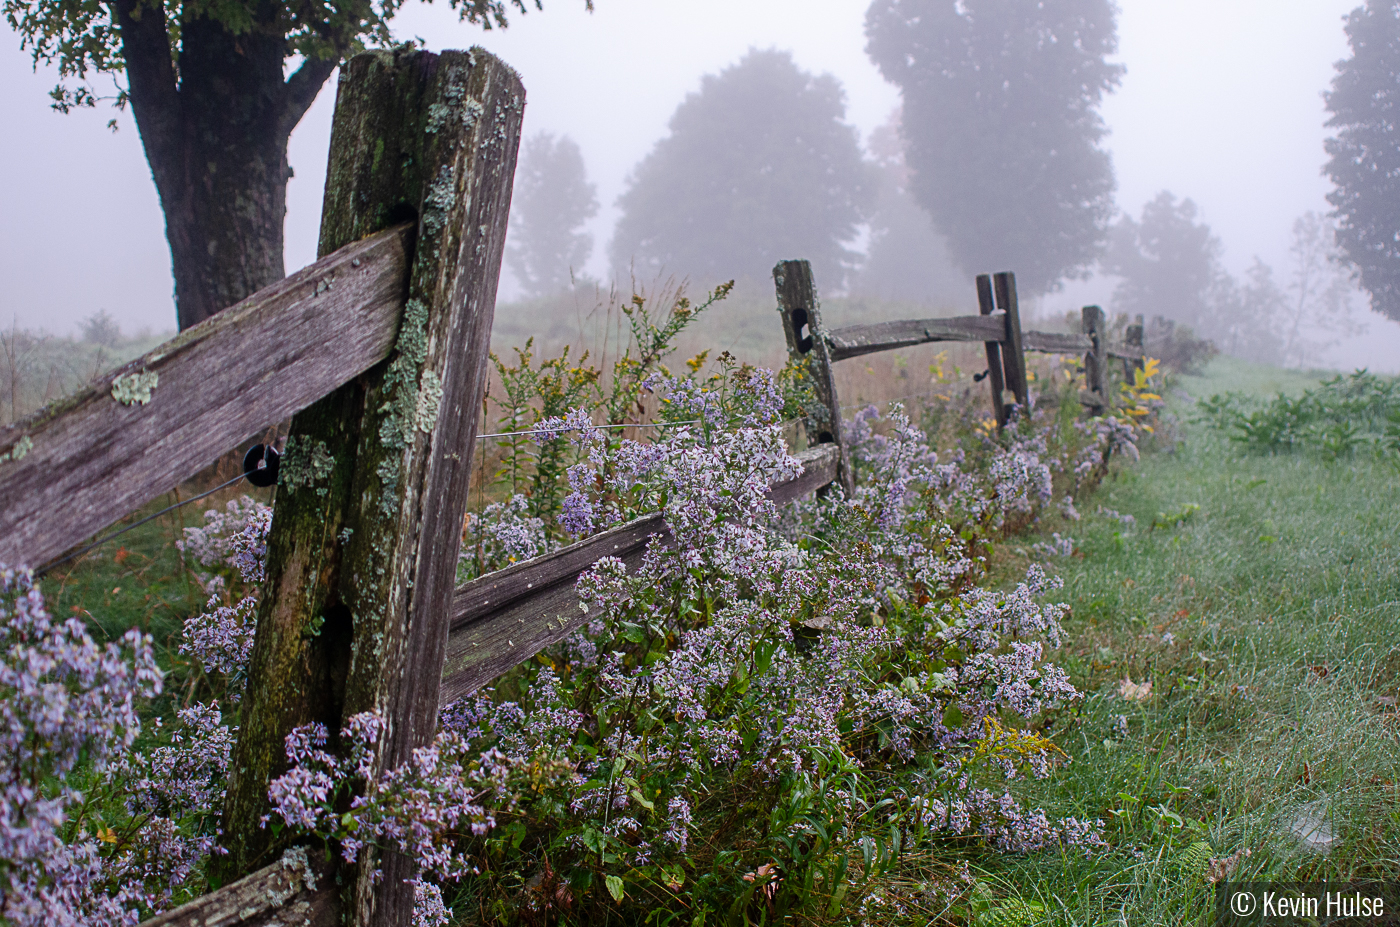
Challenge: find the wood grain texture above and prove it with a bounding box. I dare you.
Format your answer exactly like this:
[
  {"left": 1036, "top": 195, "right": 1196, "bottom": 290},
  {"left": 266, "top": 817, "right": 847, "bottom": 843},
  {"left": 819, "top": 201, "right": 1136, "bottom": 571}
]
[
  {"left": 1120, "top": 314, "right": 1145, "bottom": 378},
  {"left": 774, "top": 261, "right": 853, "bottom": 497},
  {"left": 993, "top": 272, "right": 1030, "bottom": 412},
  {"left": 438, "top": 444, "right": 840, "bottom": 705},
  {"left": 0, "top": 224, "right": 411, "bottom": 572},
  {"left": 217, "top": 49, "right": 524, "bottom": 927},
  {"left": 138, "top": 850, "right": 338, "bottom": 927},
  {"left": 824, "top": 314, "right": 1006, "bottom": 361},
  {"left": 1021, "top": 331, "right": 1093, "bottom": 355},
  {"left": 977, "top": 274, "right": 1009, "bottom": 429},
  {"left": 1080, "top": 305, "right": 1107, "bottom": 415}
]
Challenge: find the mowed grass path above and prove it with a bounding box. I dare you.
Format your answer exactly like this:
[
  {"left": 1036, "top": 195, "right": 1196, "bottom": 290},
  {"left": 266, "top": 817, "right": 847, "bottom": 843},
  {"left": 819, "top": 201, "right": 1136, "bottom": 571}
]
[{"left": 977, "top": 357, "right": 1400, "bottom": 924}]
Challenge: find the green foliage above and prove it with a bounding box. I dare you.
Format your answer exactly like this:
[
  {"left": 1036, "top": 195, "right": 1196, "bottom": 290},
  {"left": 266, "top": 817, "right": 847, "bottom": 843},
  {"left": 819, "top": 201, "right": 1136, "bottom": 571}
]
[
  {"left": 1325, "top": 0, "right": 1400, "bottom": 320},
  {"left": 490, "top": 340, "right": 601, "bottom": 521},
  {"left": 5, "top": 0, "right": 548, "bottom": 112},
  {"left": 1196, "top": 369, "right": 1400, "bottom": 458},
  {"left": 609, "top": 48, "right": 873, "bottom": 288},
  {"left": 864, "top": 0, "right": 1123, "bottom": 294}
]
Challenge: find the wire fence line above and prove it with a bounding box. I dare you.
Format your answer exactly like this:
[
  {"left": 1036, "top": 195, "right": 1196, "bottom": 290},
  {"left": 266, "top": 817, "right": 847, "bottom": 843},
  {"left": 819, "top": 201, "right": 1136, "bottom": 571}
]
[
  {"left": 475, "top": 419, "right": 703, "bottom": 440},
  {"left": 36, "top": 414, "right": 808, "bottom": 575},
  {"left": 35, "top": 470, "right": 249, "bottom": 577}
]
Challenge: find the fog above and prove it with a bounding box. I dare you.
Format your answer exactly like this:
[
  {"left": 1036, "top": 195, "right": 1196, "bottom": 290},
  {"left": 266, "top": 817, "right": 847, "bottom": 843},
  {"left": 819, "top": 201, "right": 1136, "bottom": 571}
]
[{"left": 4, "top": 0, "right": 1395, "bottom": 371}]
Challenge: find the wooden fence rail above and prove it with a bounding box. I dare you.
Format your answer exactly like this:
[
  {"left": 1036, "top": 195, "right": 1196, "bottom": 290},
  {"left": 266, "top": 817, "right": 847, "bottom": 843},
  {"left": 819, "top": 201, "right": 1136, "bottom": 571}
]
[{"left": 0, "top": 223, "right": 413, "bottom": 572}]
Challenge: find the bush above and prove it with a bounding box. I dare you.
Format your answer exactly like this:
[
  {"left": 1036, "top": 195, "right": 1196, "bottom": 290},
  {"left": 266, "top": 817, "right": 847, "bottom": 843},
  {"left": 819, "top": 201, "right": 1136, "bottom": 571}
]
[{"left": 1196, "top": 369, "right": 1400, "bottom": 458}]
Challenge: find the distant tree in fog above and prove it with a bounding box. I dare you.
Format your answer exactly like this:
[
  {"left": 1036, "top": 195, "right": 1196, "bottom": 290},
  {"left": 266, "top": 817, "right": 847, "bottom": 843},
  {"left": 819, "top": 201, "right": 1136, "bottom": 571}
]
[
  {"left": 506, "top": 133, "right": 600, "bottom": 298},
  {"left": 80, "top": 311, "right": 122, "bottom": 348},
  {"left": 851, "top": 110, "right": 968, "bottom": 304},
  {"left": 1110, "top": 197, "right": 1362, "bottom": 367},
  {"left": 1278, "top": 212, "right": 1362, "bottom": 366},
  {"left": 1324, "top": 0, "right": 1400, "bottom": 320},
  {"left": 1213, "top": 259, "right": 1286, "bottom": 365},
  {"left": 609, "top": 48, "right": 872, "bottom": 289},
  {"left": 1105, "top": 192, "right": 1226, "bottom": 333},
  {"left": 864, "top": 0, "right": 1123, "bottom": 295}
]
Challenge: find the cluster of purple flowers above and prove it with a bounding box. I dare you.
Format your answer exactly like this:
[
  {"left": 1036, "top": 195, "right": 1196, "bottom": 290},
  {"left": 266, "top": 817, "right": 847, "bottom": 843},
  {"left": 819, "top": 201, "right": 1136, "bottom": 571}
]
[
  {"left": 266, "top": 710, "right": 512, "bottom": 922},
  {"left": 1031, "top": 532, "right": 1077, "bottom": 559},
  {"left": 4, "top": 349, "right": 1159, "bottom": 920},
  {"left": 0, "top": 567, "right": 162, "bottom": 923},
  {"left": 908, "top": 787, "right": 1105, "bottom": 853},
  {"left": 458, "top": 494, "right": 551, "bottom": 580},
  {"left": 100, "top": 704, "right": 236, "bottom": 910},
  {"left": 422, "top": 372, "right": 1125, "bottom": 903},
  {"left": 177, "top": 496, "right": 272, "bottom": 589},
  {"left": 0, "top": 498, "right": 261, "bottom": 921},
  {"left": 180, "top": 595, "right": 256, "bottom": 681}
]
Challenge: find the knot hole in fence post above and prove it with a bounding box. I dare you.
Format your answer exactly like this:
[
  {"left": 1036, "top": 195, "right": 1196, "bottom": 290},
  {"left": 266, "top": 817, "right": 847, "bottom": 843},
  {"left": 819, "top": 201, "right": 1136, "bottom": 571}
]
[{"left": 774, "top": 260, "right": 853, "bottom": 497}]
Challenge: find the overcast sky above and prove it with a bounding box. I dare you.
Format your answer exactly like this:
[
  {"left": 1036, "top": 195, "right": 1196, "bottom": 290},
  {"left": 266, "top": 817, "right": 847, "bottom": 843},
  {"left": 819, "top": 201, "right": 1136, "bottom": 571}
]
[{"left": 4, "top": 0, "right": 1394, "bottom": 367}]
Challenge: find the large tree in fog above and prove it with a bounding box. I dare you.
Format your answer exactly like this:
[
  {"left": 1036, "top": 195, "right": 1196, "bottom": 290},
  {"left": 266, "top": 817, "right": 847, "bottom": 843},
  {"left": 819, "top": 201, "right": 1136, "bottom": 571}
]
[
  {"left": 609, "top": 48, "right": 872, "bottom": 288},
  {"left": 6, "top": 0, "right": 582, "bottom": 331},
  {"left": 864, "top": 0, "right": 1123, "bottom": 295},
  {"left": 506, "top": 133, "right": 599, "bottom": 298},
  {"left": 1324, "top": 0, "right": 1400, "bottom": 321},
  {"left": 851, "top": 109, "right": 965, "bottom": 303}
]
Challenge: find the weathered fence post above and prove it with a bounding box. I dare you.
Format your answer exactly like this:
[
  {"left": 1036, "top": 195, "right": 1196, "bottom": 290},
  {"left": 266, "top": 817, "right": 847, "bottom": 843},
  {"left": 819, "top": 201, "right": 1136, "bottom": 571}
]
[
  {"left": 217, "top": 47, "right": 523, "bottom": 925},
  {"left": 774, "top": 260, "right": 854, "bottom": 497},
  {"left": 975, "top": 274, "right": 1009, "bottom": 428},
  {"left": 993, "top": 271, "right": 1030, "bottom": 415},
  {"left": 1123, "top": 313, "right": 1145, "bottom": 381},
  {"left": 1081, "top": 305, "right": 1107, "bottom": 416}
]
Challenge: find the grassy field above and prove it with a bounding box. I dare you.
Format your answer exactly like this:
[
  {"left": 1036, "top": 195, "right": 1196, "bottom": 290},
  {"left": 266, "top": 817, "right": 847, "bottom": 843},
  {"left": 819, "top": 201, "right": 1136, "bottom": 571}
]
[{"left": 957, "top": 356, "right": 1400, "bottom": 924}]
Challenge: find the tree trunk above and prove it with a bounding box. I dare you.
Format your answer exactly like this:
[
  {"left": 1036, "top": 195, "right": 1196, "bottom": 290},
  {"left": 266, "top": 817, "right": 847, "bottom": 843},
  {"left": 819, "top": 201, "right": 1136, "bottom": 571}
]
[{"left": 111, "top": 0, "right": 335, "bottom": 330}]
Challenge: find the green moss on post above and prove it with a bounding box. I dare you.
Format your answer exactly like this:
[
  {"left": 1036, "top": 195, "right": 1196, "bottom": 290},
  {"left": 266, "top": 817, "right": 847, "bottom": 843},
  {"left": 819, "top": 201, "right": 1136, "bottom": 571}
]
[{"left": 217, "top": 47, "right": 524, "bottom": 926}]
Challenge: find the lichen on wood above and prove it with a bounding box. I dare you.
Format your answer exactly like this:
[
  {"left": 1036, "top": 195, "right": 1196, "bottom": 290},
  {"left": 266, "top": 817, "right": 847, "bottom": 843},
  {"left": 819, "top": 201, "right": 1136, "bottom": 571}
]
[
  {"left": 110, "top": 369, "right": 159, "bottom": 405},
  {"left": 0, "top": 435, "right": 32, "bottom": 464},
  {"left": 280, "top": 435, "right": 335, "bottom": 496}
]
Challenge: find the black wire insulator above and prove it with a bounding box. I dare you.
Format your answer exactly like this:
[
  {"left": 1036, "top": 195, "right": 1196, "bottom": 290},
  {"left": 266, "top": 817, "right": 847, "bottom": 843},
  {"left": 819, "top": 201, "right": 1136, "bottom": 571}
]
[{"left": 243, "top": 444, "right": 281, "bottom": 488}]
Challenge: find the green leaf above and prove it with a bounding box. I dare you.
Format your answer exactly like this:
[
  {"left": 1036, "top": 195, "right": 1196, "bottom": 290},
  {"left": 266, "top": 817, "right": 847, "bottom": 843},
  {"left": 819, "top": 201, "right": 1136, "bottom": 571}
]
[
  {"left": 579, "top": 826, "right": 605, "bottom": 855},
  {"left": 942, "top": 703, "right": 964, "bottom": 728},
  {"left": 606, "top": 873, "right": 626, "bottom": 902},
  {"left": 630, "top": 787, "right": 656, "bottom": 811}
]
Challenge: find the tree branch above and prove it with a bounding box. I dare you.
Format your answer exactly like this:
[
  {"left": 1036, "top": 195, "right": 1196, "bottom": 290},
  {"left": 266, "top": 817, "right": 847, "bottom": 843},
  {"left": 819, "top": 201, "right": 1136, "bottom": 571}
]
[{"left": 281, "top": 56, "right": 339, "bottom": 140}]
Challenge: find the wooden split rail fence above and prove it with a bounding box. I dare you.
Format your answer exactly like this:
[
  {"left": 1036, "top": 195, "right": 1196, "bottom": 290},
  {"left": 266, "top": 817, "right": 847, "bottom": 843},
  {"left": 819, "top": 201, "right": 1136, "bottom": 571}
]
[
  {"left": 0, "top": 47, "right": 1144, "bottom": 927},
  {"left": 774, "top": 262, "right": 1145, "bottom": 489}
]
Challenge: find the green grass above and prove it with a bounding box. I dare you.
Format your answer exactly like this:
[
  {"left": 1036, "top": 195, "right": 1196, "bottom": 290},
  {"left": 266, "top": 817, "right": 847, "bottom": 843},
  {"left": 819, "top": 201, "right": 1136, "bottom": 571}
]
[
  {"left": 36, "top": 473, "right": 274, "bottom": 717},
  {"left": 963, "top": 355, "right": 1400, "bottom": 924}
]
